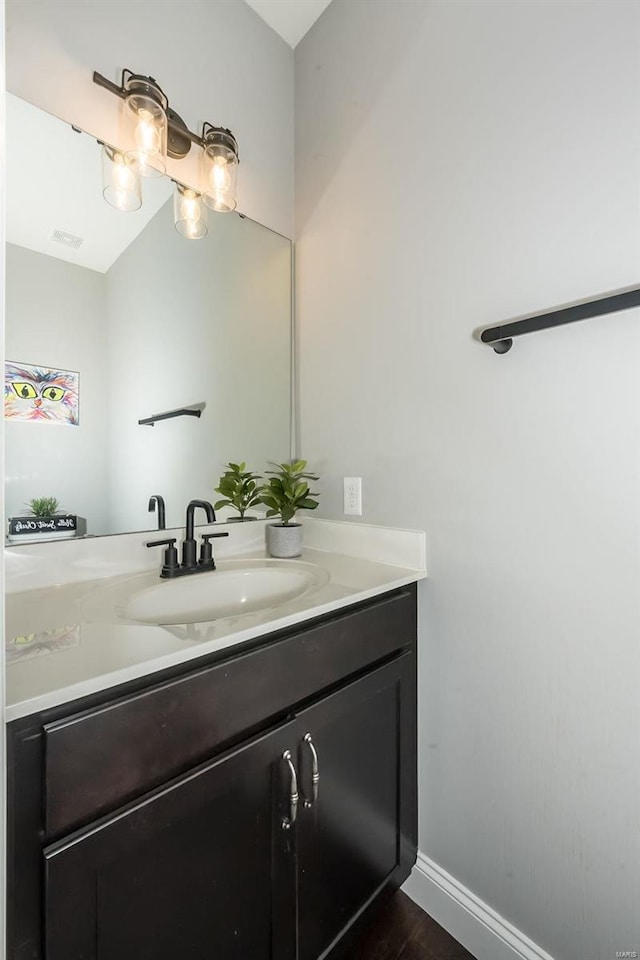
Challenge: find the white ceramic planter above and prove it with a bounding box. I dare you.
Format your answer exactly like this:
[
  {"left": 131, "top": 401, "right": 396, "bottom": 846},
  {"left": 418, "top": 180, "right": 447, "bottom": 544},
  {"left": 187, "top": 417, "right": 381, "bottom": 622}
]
[{"left": 266, "top": 522, "right": 303, "bottom": 558}]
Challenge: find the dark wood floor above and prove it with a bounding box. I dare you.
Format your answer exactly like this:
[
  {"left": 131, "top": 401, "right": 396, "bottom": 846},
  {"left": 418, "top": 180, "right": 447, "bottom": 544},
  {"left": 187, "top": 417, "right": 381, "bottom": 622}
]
[{"left": 349, "top": 891, "right": 477, "bottom": 960}]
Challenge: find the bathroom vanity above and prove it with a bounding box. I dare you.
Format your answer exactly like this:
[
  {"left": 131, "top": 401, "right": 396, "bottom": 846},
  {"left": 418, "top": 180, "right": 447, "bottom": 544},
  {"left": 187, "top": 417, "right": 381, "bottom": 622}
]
[
  {"left": 5, "top": 61, "right": 426, "bottom": 960},
  {"left": 6, "top": 521, "right": 425, "bottom": 960}
]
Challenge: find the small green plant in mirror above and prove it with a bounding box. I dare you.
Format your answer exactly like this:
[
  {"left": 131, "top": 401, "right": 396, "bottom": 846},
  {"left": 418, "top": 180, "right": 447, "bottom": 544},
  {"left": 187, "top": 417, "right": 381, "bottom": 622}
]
[
  {"left": 27, "top": 496, "right": 61, "bottom": 518},
  {"left": 214, "top": 462, "right": 263, "bottom": 519},
  {"left": 259, "top": 460, "right": 320, "bottom": 526}
]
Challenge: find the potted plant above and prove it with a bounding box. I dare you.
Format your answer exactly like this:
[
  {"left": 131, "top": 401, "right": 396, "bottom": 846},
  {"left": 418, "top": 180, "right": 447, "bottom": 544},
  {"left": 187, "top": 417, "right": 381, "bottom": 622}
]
[
  {"left": 259, "top": 459, "right": 320, "bottom": 558},
  {"left": 29, "top": 496, "right": 61, "bottom": 519},
  {"left": 214, "top": 462, "right": 263, "bottom": 521},
  {"left": 8, "top": 496, "right": 78, "bottom": 540}
]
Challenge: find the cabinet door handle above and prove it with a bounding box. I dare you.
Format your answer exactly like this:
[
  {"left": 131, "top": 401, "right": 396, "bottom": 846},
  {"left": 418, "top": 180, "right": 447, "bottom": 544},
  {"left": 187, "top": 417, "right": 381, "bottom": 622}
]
[
  {"left": 281, "top": 749, "right": 299, "bottom": 830},
  {"left": 303, "top": 732, "right": 320, "bottom": 808}
]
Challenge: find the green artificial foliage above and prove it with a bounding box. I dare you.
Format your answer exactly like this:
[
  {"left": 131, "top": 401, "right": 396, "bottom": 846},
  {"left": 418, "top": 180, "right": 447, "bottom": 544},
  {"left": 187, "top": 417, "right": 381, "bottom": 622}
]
[
  {"left": 259, "top": 459, "right": 320, "bottom": 526},
  {"left": 27, "top": 496, "right": 60, "bottom": 518},
  {"left": 214, "top": 462, "right": 263, "bottom": 519}
]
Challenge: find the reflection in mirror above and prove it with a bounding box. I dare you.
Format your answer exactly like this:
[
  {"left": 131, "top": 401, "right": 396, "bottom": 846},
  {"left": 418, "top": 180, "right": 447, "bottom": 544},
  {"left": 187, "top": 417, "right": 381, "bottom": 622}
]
[{"left": 5, "top": 95, "right": 292, "bottom": 541}]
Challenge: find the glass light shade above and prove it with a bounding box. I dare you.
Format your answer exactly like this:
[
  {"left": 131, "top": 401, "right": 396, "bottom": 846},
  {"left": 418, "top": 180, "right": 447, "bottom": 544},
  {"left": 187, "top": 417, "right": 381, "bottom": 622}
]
[
  {"left": 201, "top": 128, "right": 239, "bottom": 213},
  {"left": 174, "top": 185, "right": 208, "bottom": 239},
  {"left": 123, "top": 76, "right": 168, "bottom": 178},
  {"left": 102, "top": 145, "right": 142, "bottom": 211}
]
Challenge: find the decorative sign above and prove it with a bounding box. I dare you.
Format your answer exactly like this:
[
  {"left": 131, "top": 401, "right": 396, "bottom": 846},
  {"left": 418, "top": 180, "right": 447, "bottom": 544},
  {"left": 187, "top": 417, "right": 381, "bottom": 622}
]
[
  {"left": 4, "top": 361, "right": 79, "bottom": 425},
  {"left": 8, "top": 515, "right": 77, "bottom": 536}
]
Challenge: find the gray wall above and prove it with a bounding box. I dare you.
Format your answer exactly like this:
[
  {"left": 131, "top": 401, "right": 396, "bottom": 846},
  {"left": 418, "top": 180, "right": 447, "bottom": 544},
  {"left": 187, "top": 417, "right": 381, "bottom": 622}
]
[
  {"left": 295, "top": 2, "right": 640, "bottom": 958},
  {"left": 5, "top": 244, "right": 109, "bottom": 530}
]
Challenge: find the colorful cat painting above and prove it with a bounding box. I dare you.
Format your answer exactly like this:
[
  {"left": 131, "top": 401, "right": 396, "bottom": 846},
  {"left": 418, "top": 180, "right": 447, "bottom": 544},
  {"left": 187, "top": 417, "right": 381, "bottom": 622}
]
[{"left": 4, "top": 362, "right": 79, "bottom": 425}]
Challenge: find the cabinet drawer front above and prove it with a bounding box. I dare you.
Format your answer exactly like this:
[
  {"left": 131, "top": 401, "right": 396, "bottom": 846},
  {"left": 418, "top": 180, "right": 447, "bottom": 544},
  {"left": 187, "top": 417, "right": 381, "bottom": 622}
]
[{"left": 44, "top": 587, "right": 416, "bottom": 837}]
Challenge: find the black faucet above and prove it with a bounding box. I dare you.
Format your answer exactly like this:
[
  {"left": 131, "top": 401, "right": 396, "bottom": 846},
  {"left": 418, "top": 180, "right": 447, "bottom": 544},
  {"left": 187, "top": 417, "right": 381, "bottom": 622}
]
[
  {"left": 182, "top": 499, "right": 216, "bottom": 569},
  {"left": 148, "top": 494, "right": 166, "bottom": 530},
  {"left": 146, "top": 498, "right": 229, "bottom": 579}
]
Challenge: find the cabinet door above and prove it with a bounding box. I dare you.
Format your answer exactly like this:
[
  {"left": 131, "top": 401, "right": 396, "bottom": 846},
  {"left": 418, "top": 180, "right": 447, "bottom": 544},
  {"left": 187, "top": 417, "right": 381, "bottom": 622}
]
[
  {"left": 295, "top": 654, "right": 415, "bottom": 960},
  {"left": 44, "top": 721, "right": 297, "bottom": 960}
]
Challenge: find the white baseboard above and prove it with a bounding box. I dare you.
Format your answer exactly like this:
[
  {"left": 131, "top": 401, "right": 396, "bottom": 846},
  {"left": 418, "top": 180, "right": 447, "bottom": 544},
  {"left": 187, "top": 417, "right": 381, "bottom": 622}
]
[{"left": 402, "top": 852, "right": 556, "bottom": 960}]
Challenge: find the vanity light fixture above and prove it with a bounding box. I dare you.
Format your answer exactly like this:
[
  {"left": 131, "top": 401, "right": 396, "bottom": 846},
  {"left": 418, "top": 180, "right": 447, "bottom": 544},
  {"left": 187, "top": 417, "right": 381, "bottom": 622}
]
[{"left": 93, "top": 68, "right": 239, "bottom": 226}]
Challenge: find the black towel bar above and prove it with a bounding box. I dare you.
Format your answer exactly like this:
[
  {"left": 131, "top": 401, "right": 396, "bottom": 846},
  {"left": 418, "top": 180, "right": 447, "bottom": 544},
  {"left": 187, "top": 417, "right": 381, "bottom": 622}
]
[
  {"left": 138, "top": 402, "right": 206, "bottom": 426},
  {"left": 480, "top": 286, "right": 640, "bottom": 354}
]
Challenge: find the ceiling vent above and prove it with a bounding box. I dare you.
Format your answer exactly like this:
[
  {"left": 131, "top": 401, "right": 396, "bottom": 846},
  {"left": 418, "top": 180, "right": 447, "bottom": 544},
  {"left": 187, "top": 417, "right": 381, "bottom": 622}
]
[{"left": 51, "top": 229, "right": 83, "bottom": 249}]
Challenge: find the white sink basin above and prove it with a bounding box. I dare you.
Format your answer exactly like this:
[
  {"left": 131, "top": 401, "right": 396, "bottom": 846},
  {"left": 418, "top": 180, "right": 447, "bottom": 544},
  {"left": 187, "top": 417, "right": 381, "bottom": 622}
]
[{"left": 117, "top": 559, "right": 329, "bottom": 625}]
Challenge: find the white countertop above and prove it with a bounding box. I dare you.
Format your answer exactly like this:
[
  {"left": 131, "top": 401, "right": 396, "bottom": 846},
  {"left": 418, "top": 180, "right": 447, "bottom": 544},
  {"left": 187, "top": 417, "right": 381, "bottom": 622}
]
[{"left": 5, "top": 519, "right": 426, "bottom": 721}]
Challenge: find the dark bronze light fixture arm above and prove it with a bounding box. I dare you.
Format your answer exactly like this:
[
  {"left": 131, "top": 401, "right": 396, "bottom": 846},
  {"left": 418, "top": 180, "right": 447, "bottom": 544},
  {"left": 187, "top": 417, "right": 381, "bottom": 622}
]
[{"left": 93, "top": 70, "right": 127, "bottom": 100}]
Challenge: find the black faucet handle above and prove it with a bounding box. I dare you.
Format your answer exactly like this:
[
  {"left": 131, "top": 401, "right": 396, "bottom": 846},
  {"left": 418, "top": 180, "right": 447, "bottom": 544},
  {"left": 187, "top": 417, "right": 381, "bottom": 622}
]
[
  {"left": 146, "top": 538, "right": 179, "bottom": 578},
  {"left": 146, "top": 537, "right": 177, "bottom": 548},
  {"left": 199, "top": 531, "right": 229, "bottom": 570}
]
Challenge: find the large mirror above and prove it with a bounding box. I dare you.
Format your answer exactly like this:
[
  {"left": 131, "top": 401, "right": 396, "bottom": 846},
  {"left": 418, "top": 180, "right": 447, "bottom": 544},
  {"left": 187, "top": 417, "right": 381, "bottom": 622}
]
[{"left": 4, "top": 95, "right": 292, "bottom": 540}]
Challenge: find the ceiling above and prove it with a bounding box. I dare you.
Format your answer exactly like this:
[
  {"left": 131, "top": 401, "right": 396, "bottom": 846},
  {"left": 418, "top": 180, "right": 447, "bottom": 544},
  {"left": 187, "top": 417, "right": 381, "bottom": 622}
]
[{"left": 244, "top": 0, "right": 333, "bottom": 47}]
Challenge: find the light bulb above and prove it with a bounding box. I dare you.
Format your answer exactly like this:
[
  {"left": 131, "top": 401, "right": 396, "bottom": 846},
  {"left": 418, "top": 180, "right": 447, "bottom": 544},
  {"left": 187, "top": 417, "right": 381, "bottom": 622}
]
[
  {"left": 113, "top": 154, "right": 136, "bottom": 189},
  {"left": 134, "top": 109, "right": 161, "bottom": 157},
  {"left": 181, "top": 190, "right": 201, "bottom": 222},
  {"left": 201, "top": 127, "right": 239, "bottom": 213},
  {"left": 102, "top": 146, "right": 142, "bottom": 212},
  {"left": 210, "top": 157, "right": 230, "bottom": 191},
  {"left": 122, "top": 76, "right": 168, "bottom": 178}
]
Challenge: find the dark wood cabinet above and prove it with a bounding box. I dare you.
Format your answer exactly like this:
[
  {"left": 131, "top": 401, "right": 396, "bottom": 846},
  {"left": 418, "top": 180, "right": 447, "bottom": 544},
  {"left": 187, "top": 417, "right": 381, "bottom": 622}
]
[
  {"left": 8, "top": 585, "right": 417, "bottom": 960},
  {"left": 43, "top": 721, "right": 297, "bottom": 960},
  {"left": 295, "top": 655, "right": 414, "bottom": 960}
]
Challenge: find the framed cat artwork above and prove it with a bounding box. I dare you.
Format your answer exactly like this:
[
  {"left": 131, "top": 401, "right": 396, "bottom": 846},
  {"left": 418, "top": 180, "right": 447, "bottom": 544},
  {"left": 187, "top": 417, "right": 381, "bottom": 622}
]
[{"left": 4, "top": 361, "right": 79, "bottom": 425}]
